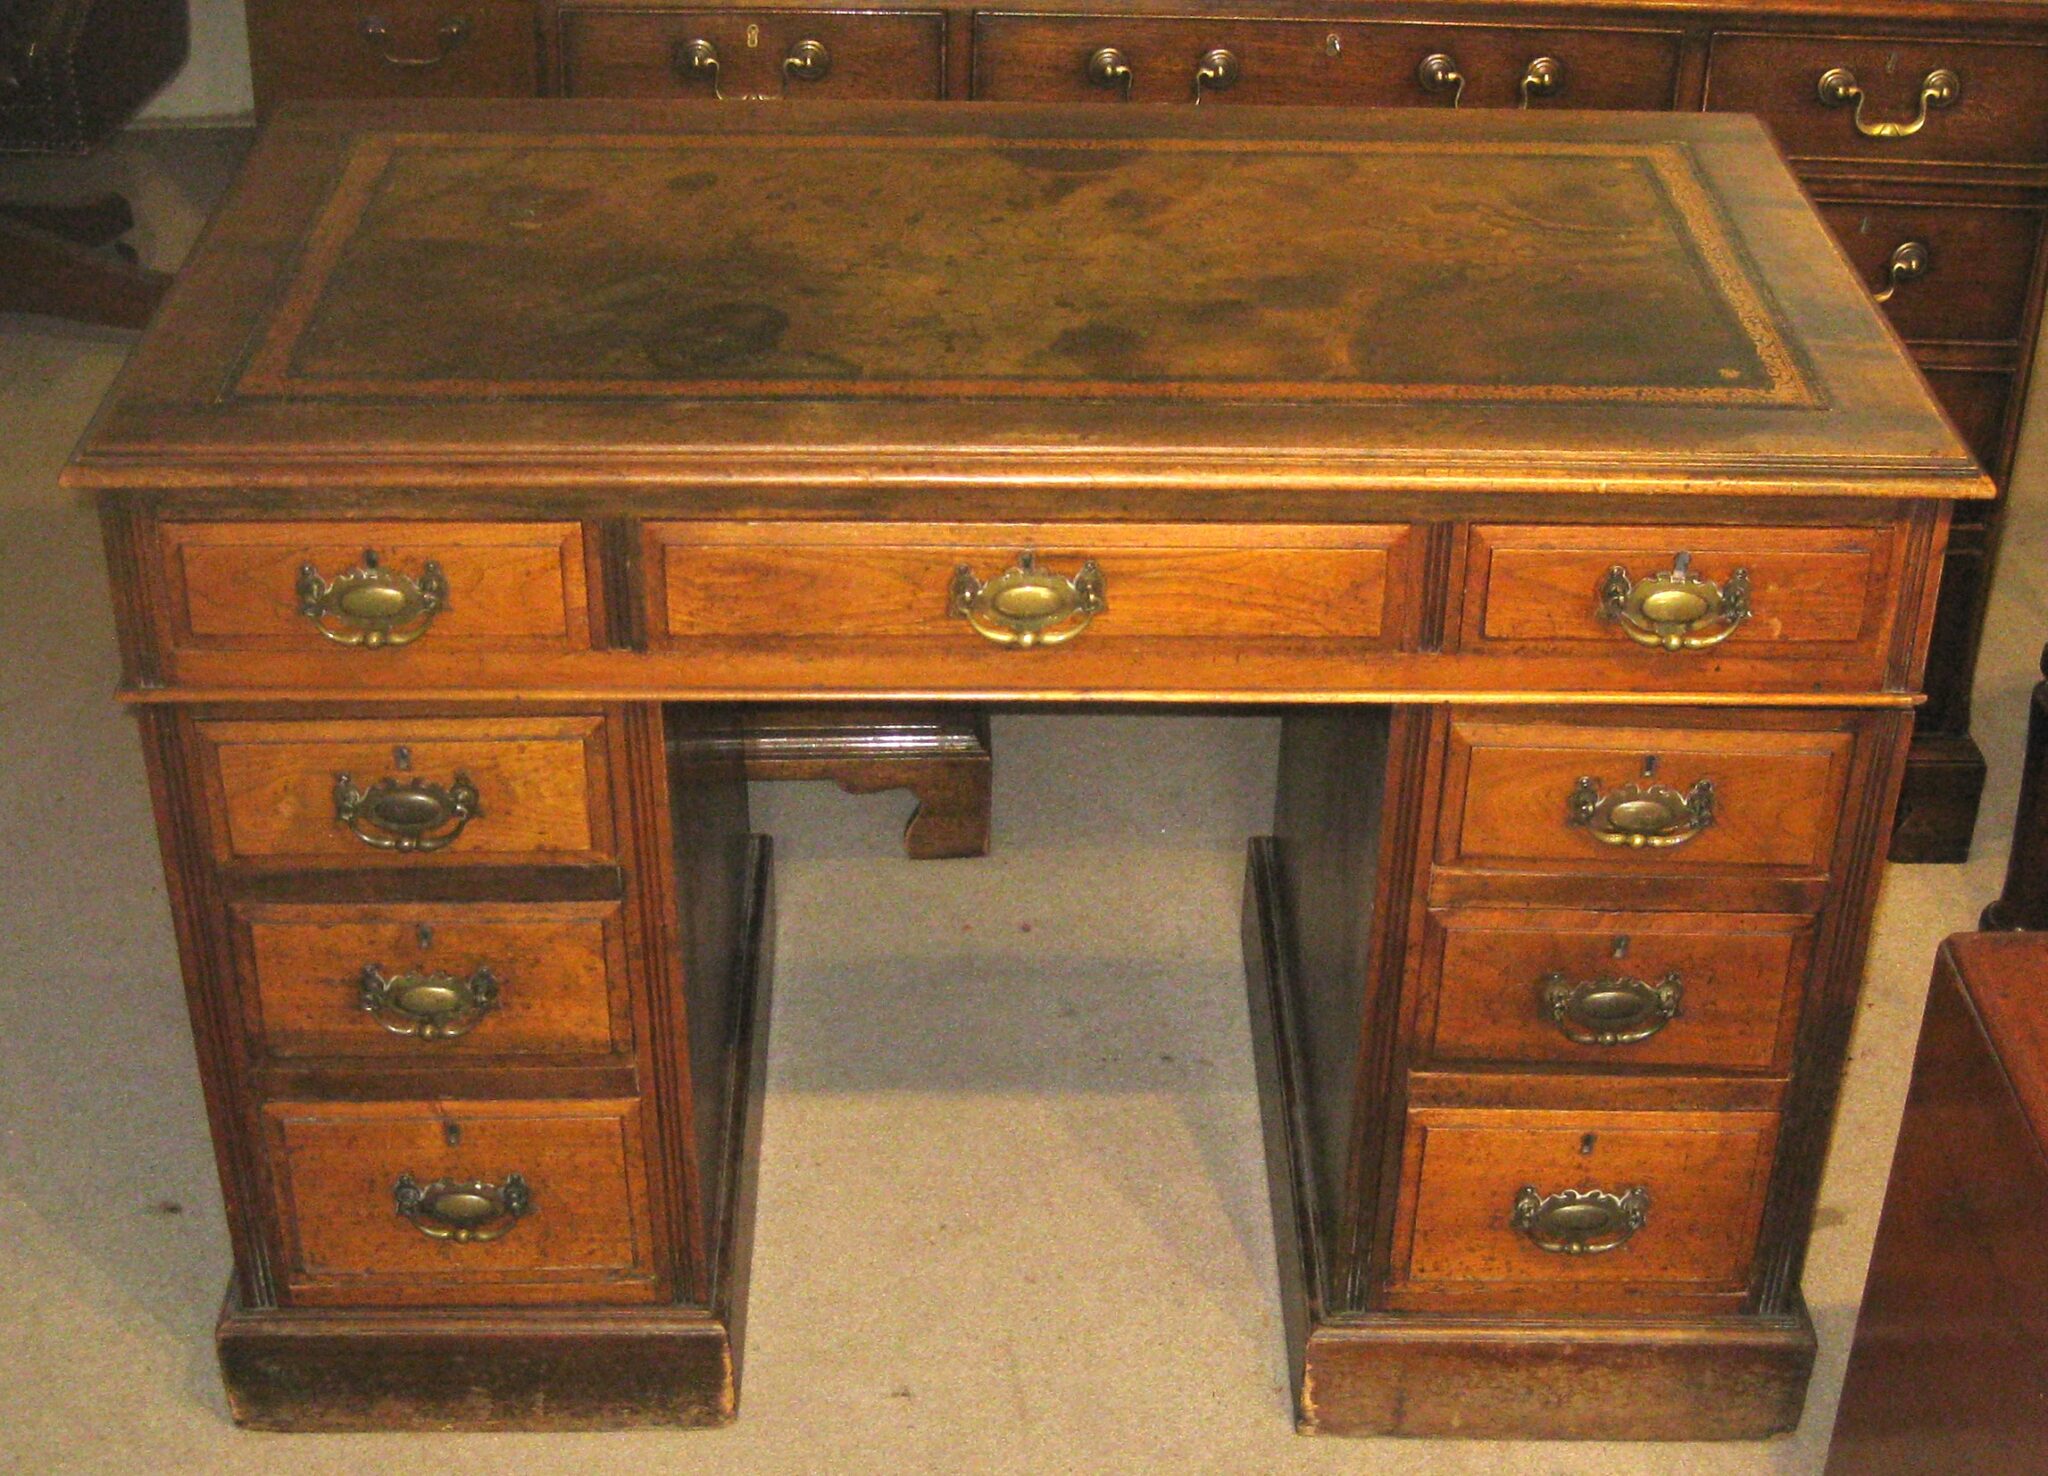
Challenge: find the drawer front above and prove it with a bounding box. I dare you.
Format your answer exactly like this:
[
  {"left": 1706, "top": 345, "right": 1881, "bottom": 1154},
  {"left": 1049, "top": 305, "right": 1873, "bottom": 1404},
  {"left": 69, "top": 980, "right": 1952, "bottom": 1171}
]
[
  {"left": 1440, "top": 718, "right": 1855, "bottom": 875},
  {"left": 1387, "top": 1107, "right": 1779, "bottom": 1311},
  {"left": 972, "top": 14, "right": 1680, "bottom": 110},
  {"left": 262, "top": 1099, "right": 657, "bottom": 1305},
  {"left": 560, "top": 7, "right": 944, "bottom": 99},
  {"left": 233, "top": 901, "right": 630, "bottom": 1058},
  {"left": 1707, "top": 33, "right": 2048, "bottom": 168},
  {"left": 159, "top": 520, "right": 591, "bottom": 675},
  {"left": 247, "top": 0, "right": 539, "bottom": 114},
  {"left": 1421, "top": 908, "right": 1813, "bottom": 1072},
  {"left": 647, "top": 521, "right": 1406, "bottom": 686},
  {"left": 1461, "top": 523, "right": 1902, "bottom": 674},
  {"left": 1923, "top": 365, "right": 2018, "bottom": 475},
  {"left": 1815, "top": 199, "right": 2043, "bottom": 345},
  {"left": 195, "top": 715, "right": 612, "bottom": 867}
]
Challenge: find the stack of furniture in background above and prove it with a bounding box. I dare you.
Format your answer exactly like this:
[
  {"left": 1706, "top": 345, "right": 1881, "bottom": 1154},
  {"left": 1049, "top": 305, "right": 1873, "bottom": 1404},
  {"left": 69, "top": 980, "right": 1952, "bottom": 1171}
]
[
  {"left": 235, "top": 0, "right": 2048, "bottom": 867},
  {"left": 0, "top": 0, "right": 186, "bottom": 325}
]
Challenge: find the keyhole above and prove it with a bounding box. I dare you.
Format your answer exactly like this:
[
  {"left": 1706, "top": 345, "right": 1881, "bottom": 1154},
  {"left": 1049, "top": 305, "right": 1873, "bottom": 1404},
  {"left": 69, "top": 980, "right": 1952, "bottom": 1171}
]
[
  {"left": 1323, "top": 32, "right": 1341, "bottom": 56},
  {"left": 1642, "top": 754, "right": 1660, "bottom": 777},
  {"left": 1858, "top": 214, "right": 1872, "bottom": 236},
  {"left": 746, "top": 22, "right": 759, "bottom": 47},
  {"left": 1611, "top": 935, "right": 1631, "bottom": 960},
  {"left": 1580, "top": 1133, "right": 1597, "bottom": 1156},
  {"left": 445, "top": 1121, "right": 461, "bottom": 1147},
  {"left": 393, "top": 745, "right": 412, "bottom": 771},
  {"left": 1885, "top": 50, "right": 1898, "bottom": 76},
  {"left": 416, "top": 924, "right": 434, "bottom": 951}
]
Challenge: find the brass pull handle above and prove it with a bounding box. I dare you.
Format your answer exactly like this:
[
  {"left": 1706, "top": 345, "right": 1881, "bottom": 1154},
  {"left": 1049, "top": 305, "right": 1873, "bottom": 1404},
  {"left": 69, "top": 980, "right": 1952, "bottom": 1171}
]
[
  {"left": 394, "top": 1171, "right": 532, "bottom": 1242},
  {"left": 358, "top": 963, "right": 501, "bottom": 1039},
  {"left": 1511, "top": 1185, "right": 1648, "bottom": 1255},
  {"left": 1193, "top": 48, "right": 1239, "bottom": 104},
  {"left": 358, "top": 14, "right": 469, "bottom": 68},
  {"left": 1519, "top": 56, "right": 1563, "bottom": 107},
  {"left": 1417, "top": 52, "right": 1465, "bottom": 107},
  {"left": 1086, "top": 46, "right": 1133, "bottom": 100},
  {"left": 1540, "top": 970, "right": 1683, "bottom": 1046},
  {"left": 674, "top": 37, "right": 723, "bottom": 98},
  {"left": 1567, "top": 773, "right": 1716, "bottom": 849},
  {"left": 297, "top": 548, "right": 448, "bottom": 648},
  {"left": 783, "top": 38, "right": 830, "bottom": 88},
  {"left": 949, "top": 550, "right": 1106, "bottom": 648},
  {"left": 1817, "top": 66, "right": 1960, "bottom": 139},
  {"left": 334, "top": 771, "right": 482, "bottom": 852},
  {"left": 1872, "top": 240, "right": 1930, "bottom": 303},
  {"left": 1596, "top": 551, "right": 1751, "bottom": 651}
]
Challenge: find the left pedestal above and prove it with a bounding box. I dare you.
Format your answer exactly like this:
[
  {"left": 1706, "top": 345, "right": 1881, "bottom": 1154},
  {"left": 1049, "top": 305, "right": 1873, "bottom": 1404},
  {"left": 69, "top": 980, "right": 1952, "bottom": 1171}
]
[{"left": 132, "top": 702, "right": 772, "bottom": 1430}]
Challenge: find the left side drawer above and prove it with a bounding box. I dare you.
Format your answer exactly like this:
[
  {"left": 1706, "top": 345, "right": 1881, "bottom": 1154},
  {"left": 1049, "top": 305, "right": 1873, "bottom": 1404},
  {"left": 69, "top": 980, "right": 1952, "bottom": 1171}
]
[
  {"left": 156, "top": 520, "right": 591, "bottom": 685},
  {"left": 193, "top": 714, "right": 614, "bottom": 868},
  {"left": 260, "top": 1097, "right": 660, "bottom": 1306}
]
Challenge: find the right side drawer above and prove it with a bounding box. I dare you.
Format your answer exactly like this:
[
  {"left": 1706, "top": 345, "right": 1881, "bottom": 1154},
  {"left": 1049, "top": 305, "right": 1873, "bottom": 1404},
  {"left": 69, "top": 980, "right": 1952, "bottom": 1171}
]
[
  {"left": 1814, "top": 198, "right": 2044, "bottom": 347},
  {"left": 558, "top": 7, "right": 945, "bottom": 98},
  {"left": 1706, "top": 33, "right": 2048, "bottom": 168},
  {"left": 1437, "top": 717, "right": 1856, "bottom": 878}
]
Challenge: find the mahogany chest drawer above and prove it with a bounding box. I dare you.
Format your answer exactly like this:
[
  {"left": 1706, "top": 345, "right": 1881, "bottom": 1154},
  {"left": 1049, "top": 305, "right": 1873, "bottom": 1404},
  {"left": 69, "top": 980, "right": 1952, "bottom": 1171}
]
[
  {"left": 246, "top": 0, "right": 539, "bottom": 116},
  {"left": 157, "top": 520, "right": 591, "bottom": 681},
  {"left": 231, "top": 900, "right": 630, "bottom": 1058},
  {"left": 646, "top": 520, "right": 1405, "bottom": 675},
  {"left": 193, "top": 715, "right": 614, "bottom": 867},
  {"left": 260, "top": 1098, "right": 659, "bottom": 1306},
  {"left": 971, "top": 14, "right": 1681, "bottom": 110},
  {"left": 1419, "top": 908, "right": 1813, "bottom": 1073},
  {"left": 1459, "top": 523, "right": 1904, "bottom": 680},
  {"left": 1813, "top": 199, "right": 2044, "bottom": 346},
  {"left": 558, "top": 7, "right": 945, "bottom": 99},
  {"left": 1706, "top": 33, "right": 2048, "bottom": 168},
  {"left": 1438, "top": 718, "right": 1854, "bottom": 877},
  {"left": 1385, "top": 1107, "right": 1779, "bottom": 1313}
]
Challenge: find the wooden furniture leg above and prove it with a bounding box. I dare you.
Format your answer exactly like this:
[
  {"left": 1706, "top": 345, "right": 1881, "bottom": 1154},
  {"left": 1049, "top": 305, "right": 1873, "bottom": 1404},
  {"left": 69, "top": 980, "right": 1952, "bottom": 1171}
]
[
  {"left": 741, "top": 707, "right": 992, "bottom": 859},
  {"left": 1982, "top": 644, "right": 2048, "bottom": 931},
  {"left": 0, "top": 192, "right": 170, "bottom": 328}
]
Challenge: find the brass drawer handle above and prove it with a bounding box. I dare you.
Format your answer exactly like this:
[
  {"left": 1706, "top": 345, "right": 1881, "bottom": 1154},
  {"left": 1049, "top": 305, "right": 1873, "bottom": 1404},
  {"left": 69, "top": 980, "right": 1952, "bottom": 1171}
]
[
  {"left": 1086, "top": 46, "right": 1133, "bottom": 100},
  {"left": 1519, "top": 56, "right": 1563, "bottom": 107},
  {"left": 1541, "top": 970, "right": 1683, "bottom": 1046},
  {"left": 1873, "top": 240, "right": 1930, "bottom": 303},
  {"left": 1567, "top": 773, "right": 1716, "bottom": 849},
  {"left": 1193, "top": 48, "right": 1238, "bottom": 104},
  {"left": 394, "top": 1171, "right": 532, "bottom": 1242},
  {"left": 1817, "top": 66, "right": 1960, "bottom": 139},
  {"left": 949, "top": 550, "right": 1106, "bottom": 648},
  {"left": 358, "top": 963, "right": 501, "bottom": 1039},
  {"left": 1417, "top": 52, "right": 1465, "bottom": 107},
  {"left": 334, "top": 771, "right": 482, "bottom": 852},
  {"left": 674, "top": 37, "right": 723, "bottom": 98},
  {"left": 297, "top": 548, "right": 449, "bottom": 648},
  {"left": 1511, "top": 1185, "right": 1648, "bottom": 1255},
  {"left": 783, "top": 38, "right": 830, "bottom": 88},
  {"left": 359, "top": 14, "right": 469, "bottom": 68},
  {"left": 1596, "top": 551, "right": 1751, "bottom": 651}
]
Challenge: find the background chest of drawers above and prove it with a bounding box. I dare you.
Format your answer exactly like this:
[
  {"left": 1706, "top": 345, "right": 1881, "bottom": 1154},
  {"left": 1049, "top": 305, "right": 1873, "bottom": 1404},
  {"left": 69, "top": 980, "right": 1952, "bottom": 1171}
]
[{"left": 240, "top": 0, "right": 2048, "bottom": 864}]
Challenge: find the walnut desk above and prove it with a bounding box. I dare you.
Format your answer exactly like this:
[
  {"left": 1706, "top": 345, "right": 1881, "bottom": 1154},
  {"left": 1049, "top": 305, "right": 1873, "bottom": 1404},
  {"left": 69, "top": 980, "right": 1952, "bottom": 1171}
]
[{"left": 65, "top": 100, "right": 1989, "bottom": 1439}]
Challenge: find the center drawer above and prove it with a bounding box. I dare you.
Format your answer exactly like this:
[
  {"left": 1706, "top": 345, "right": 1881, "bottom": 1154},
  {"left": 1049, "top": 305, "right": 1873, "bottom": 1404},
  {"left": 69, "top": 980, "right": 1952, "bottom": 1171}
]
[{"left": 559, "top": 7, "right": 945, "bottom": 99}]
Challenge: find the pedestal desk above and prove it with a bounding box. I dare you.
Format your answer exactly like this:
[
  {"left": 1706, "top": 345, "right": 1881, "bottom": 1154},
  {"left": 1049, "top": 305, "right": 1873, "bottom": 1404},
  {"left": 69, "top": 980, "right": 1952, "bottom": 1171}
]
[{"left": 66, "top": 100, "right": 1989, "bottom": 1438}]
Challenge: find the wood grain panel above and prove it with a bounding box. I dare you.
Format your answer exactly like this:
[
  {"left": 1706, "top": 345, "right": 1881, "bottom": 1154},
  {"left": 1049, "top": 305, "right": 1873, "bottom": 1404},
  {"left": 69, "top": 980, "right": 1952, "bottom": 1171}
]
[
  {"left": 233, "top": 900, "right": 629, "bottom": 1058},
  {"left": 1421, "top": 908, "right": 1812, "bottom": 1072},
  {"left": 195, "top": 715, "right": 611, "bottom": 866},
  {"left": 1386, "top": 1107, "right": 1779, "bottom": 1313},
  {"left": 1441, "top": 718, "right": 1854, "bottom": 875},
  {"left": 262, "top": 1097, "right": 658, "bottom": 1305}
]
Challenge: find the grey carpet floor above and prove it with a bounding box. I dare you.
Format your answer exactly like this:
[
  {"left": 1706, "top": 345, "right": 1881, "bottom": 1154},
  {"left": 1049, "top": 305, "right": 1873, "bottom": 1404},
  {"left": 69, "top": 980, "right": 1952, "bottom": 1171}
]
[{"left": 1, "top": 126, "right": 2041, "bottom": 1475}]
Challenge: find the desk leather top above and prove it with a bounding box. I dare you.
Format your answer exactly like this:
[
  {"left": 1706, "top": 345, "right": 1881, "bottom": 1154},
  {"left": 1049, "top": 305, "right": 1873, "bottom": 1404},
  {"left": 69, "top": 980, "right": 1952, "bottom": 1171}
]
[{"left": 68, "top": 100, "right": 1989, "bottom": 500}]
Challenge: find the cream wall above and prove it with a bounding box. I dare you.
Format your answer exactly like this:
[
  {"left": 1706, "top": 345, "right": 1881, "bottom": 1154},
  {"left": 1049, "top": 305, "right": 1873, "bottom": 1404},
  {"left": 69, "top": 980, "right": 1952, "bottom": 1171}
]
[{"left": 142, "top": 0, "right": 253, "bottom": 121}]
